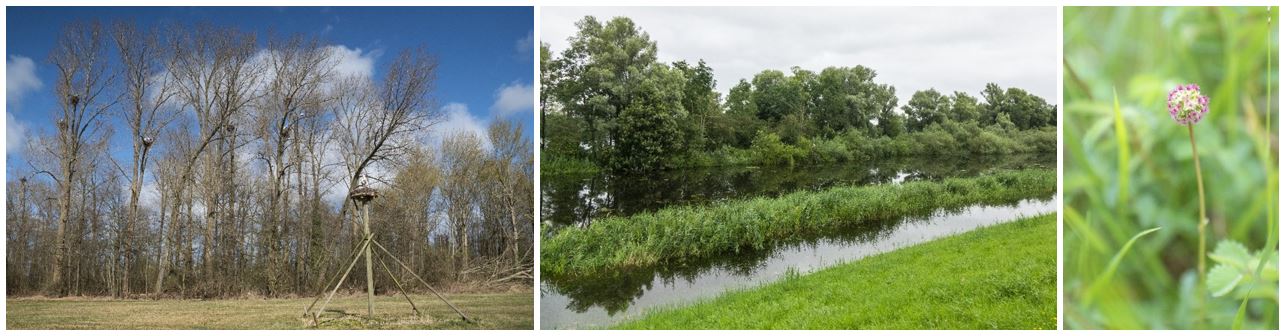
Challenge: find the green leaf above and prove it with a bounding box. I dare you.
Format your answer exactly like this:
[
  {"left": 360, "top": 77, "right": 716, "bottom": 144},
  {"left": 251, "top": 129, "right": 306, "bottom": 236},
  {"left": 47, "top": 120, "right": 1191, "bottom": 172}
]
[
  {"left": 1112, "top": 88, "right": 1129, "bottom": 219},
  {"left": 1205, "top": 239, "right": 1279, "bottom": 307},
  {"left": 1206, "top": 263, "right": 1244, "bottom": 297},
  {"left": 1209, "top": 240, "right": 1254, "bottom": 268}
]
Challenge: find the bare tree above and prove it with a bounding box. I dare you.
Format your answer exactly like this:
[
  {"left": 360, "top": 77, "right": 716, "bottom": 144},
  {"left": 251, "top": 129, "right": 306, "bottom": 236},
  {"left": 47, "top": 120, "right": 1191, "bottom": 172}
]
[
  {"left": 297, "top": 100, "right": 338, "bottom": 292},
  {"left": 332, "top": 49, "right": 440, "bottom": 222},
  {"left": 254, "top": 34, "right": 336, "bottom": 295},
  {"left": 111, "top": 21, "right": 178, "bottom": 297},
  {"left": 47, "top": 21, "right": 118, "bottom": 296},
  {"left": 439, "top": 132, "right": 485, "bottom": 280},
  {"left": 154, "top": 24, "right": 264, "bottom": 295},
  {"left": 485, "top": 120, "right": 534, "bottom": 267}
]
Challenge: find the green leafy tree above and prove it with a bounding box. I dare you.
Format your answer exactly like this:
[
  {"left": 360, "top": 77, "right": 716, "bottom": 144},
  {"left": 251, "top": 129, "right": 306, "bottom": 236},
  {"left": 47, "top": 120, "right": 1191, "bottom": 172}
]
[
  {"left": 612, "top": 64, "right": 688, "bottom": 172},
  {"left": 542, "top": 114, "right": 584, "bottom": 158},
  {"left": 948, "top": 91, "right": 981, "bottom": 123},
  {"left": 877, "top": 106, "right": 906, "bottom": 137},
  {"left": 674, "top": 59, "right": 721, "bottom": 150},
  {"left": 979, "top": 83, "right": 1053, "bottom": 130},
  {"left": 980, "top": 82, "right": 1006, "bottom": 125},
  {"left": 903, "top": 89, "right": 951, "bottom": 131},
  {"left": 750, "top": 69, "right": 805, "bottom": 122},
  {"left": 774, "top": 113, "right": 812, "bottom": 145},
  {"left": 789, "top": 66, "right": 819, "bottom": 119},
  {"left": 995, "top": 111, "right": 1016, "bottom": 130},
  {"left": 550, "top": 16, "right": 660, "bottom": 166},
  {"left": 1003, "top": 87, "right": 1053, "bottom": 129},
  {"left": 706, "top": 111, "right": 763, "bottom": 148},
  {"left": 725, "top": 79, "right": 756, "bottom": 116},
  {"left": 813, "top": 65, "right": 890, "bottom": 136},
  {"left": 540, "top": 43, "right": 555, "bottom": 149}
]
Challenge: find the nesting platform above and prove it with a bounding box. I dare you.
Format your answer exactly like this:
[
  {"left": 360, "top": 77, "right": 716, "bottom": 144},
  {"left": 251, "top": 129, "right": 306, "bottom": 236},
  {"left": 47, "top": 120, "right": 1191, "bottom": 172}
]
[{"left": 350, "top": 186, "right": 379, "bottom": 203}]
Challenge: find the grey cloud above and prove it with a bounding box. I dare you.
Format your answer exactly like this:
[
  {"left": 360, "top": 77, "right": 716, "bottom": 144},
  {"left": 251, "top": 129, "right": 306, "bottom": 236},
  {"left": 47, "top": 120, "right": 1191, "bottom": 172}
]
[{"left": 542, "top": 7, "right": 1056, "bottom": 105}]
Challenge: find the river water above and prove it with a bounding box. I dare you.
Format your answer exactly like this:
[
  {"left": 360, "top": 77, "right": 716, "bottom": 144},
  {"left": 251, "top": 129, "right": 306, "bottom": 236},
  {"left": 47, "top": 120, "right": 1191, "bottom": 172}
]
[{"left": 539, "top": 154, "right": 1055, "bottom": 329}]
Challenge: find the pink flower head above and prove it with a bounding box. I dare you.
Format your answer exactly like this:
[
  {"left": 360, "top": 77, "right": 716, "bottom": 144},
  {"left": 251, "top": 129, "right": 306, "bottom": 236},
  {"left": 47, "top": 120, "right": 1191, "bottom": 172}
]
[{"left": 1167, "top": 84, "right": 1209, "bottom": 125}]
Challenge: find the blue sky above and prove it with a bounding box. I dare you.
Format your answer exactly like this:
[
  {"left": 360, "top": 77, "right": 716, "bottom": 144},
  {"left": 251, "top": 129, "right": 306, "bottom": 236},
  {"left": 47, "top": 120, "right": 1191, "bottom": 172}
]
[{"left": 6, "top": 6, "right": 535, "bottom": 178}]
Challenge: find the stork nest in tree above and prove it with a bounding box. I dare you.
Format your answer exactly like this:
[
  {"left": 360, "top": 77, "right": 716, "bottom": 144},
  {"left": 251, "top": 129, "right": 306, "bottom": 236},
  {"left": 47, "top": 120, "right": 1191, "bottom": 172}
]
[{"left": 350, "top": 186, "right": 378, "bottom": 203}]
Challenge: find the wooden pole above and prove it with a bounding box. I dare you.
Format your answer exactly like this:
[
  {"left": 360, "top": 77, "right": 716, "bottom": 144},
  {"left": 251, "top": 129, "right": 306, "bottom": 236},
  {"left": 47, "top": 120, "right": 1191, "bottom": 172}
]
[
  {"left": 313, "top": 237, "right": 370, "bottom": 323},
  {"left": 372, "top": 239, "right": 471, "bottom": 322},
  {"left": 362, "top": 200, "right": 375, "bottom": 318},
  {"left": 375, "top": 252, "right": 421, "bottom": 316},
  {"left": 302, "top": 240, "right": 366, "bottom": 317}
]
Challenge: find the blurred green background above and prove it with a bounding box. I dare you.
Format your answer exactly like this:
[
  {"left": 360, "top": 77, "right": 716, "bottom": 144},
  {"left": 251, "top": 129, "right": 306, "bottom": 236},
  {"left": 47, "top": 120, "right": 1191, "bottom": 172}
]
[{"left": 1063, "top": 6, "right": 1278, "bottom": 330}]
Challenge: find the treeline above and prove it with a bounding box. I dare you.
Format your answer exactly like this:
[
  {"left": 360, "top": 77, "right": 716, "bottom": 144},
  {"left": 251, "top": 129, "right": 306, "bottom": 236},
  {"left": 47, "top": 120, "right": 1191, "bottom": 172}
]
[
  {"left": 541, "top": 16, "right": 1055, "bottom": 173},
  {"left": 5, "top": 21, "right": 533, "bottom": 299}
]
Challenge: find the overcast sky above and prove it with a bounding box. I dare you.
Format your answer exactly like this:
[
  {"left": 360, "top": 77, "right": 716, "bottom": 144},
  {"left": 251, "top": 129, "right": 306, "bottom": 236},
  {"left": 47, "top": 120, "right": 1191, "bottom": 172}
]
[{"left": 542, "top": 7, "right": 1056, "bottom": 105}]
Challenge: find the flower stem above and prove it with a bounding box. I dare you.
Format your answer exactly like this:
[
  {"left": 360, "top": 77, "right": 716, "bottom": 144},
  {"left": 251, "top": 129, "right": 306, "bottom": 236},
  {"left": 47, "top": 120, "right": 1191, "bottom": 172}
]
[{"left": 1188, "top": 124, "right": 1208, "bottom": 324}]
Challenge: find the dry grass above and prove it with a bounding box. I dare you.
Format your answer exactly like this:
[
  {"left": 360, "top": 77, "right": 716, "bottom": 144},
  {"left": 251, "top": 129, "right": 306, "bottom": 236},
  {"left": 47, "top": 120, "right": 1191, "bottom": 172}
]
[{"left": 7, "top": 291, "right": 532, "bottom": 330}]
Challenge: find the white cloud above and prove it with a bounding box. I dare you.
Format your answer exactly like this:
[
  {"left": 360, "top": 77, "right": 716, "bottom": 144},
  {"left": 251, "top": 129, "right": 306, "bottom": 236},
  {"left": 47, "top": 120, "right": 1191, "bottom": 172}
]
[
  {"left": 541, "top": 7, "right": 1056, "bottom": 104},
  {"left": 516, "top": 30, "right": 534, "bottom": 55},
  {"left": 7, "top": 54, "right": 43, "bottom": 109},
  {"left": 489, "top": 82, "right": 534, "bottom": 116},
  {"left": 138, "top": 180, "right": 161, "bottom": 211},
  {"left": 435, "top": 103, "right": 491, "bottom": 149},
  {"left": 325, "top": 45, "right": 378, "bottom": 80},
  {"left": 6, "top": 111, "right": 29, "bottom": 155},
  {"left": 318, "top": 141, "right": 351, "bottom": 208}
]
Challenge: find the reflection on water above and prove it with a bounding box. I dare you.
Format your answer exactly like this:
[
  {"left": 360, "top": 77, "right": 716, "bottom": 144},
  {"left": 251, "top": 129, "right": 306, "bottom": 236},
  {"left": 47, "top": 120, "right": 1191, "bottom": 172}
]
[
  {"left": 539, "top": 196, "right": 1056, "bottom": 330},
  {"left": 541, "top": 154, "right": 1053, "bottom": 229}
]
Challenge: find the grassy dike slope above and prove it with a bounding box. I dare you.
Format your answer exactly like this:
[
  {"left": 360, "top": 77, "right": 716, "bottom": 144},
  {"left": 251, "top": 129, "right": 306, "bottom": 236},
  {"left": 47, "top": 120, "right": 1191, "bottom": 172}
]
[
  {"left": 542, "top": 169, "right": 1054, "bottom": 277},
  {"left": 615, "top": 213, "right": 1057, "bottom": 330}
]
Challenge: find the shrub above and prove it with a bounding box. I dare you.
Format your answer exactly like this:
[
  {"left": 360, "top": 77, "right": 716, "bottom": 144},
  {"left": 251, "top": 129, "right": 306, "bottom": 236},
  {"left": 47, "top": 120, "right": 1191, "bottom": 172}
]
[{"left": 750, "top": 131, "right": 805, "bottom": 166}]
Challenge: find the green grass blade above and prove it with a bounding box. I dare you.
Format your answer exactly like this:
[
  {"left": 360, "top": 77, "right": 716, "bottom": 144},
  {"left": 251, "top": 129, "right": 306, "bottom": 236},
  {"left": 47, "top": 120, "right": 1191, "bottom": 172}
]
[
  {"left": 1236, "top": 10, "right": 1278, "bottom": 330},
  {"left": 1112, "top": 88, "right": 1130, "bottom": 221},
  {"left": 1082, "top": 226, "right": 1161, "bottom": 309},
  {"left": 1064, "top": 205, "right": 1109, "bottom": 254},
  {"left": 1233, "top": 287, "right": 1252, "bottom": 329}
]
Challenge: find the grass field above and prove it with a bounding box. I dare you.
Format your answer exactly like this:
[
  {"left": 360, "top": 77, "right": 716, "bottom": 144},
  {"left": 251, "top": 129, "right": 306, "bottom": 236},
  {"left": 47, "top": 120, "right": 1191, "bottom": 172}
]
[
  {"left": 613, "top": 213, "right": 1057, "bottom": 330},
  {"left": 6, "top": 291, "right": 533, "bottom": 330},
  {"left": 542, "top": 169, "right": 1054, "bottom": 277}
]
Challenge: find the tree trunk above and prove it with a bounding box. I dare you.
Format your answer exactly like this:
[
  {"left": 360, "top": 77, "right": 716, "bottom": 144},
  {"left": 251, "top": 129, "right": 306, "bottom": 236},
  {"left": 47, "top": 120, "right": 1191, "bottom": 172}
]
[
  {"left": 124, "top": 141, "right": 144, "bottom": 297},
  {"left": 50, "top": 154, "right": 74, "bottom": 297}
]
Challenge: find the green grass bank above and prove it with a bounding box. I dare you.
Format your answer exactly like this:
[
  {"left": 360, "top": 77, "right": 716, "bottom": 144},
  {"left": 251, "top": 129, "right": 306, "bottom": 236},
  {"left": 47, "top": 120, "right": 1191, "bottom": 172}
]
[
  {"left": 614, "top": 213, "right": 1057, "bottom": 329},
  {"left": 542, "top": 169, "right": 1054, "bottom": 277}
]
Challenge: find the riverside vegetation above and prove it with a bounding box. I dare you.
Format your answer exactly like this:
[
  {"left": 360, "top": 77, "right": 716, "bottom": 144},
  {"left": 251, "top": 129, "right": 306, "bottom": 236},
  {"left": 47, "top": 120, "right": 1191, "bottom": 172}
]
[
  {"left": 542, "top": 169, "right": 1055, "bottom": 277},
  {"left": 542, "top": 153, "right": 1052, "bottom": 229},
  {"left": 540, "top": 16, "right": 1055, "bottom": 175}
]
